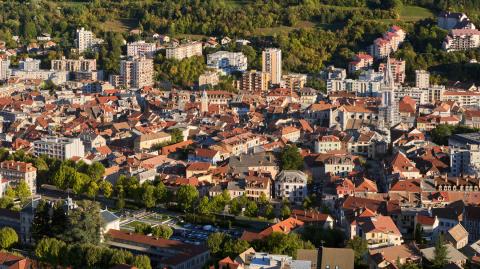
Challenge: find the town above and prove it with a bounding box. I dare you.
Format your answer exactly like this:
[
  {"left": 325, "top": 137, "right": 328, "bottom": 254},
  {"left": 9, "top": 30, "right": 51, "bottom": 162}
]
[{"left": 2, "top": 1, "right": 480, "bottom": 269}]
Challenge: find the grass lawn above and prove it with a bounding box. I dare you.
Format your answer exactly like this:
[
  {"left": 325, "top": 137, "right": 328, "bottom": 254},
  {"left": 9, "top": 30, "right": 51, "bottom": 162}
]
[
  {"left": 125, "top": 220, "right": 145, "bottom": 228},
  {"left": 100, "top": 19, "right": 137, "bottom": 33},
  {"left": 253, "top": 20, "right": 317, "bottom": 36},
  {"left": 399, "top": 5, "right": 434, "bottom": 21}
]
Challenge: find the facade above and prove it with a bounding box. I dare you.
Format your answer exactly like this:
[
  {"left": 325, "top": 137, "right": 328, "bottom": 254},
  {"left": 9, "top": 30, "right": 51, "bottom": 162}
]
[
  {"left": 206, "top": 51, "right": 247, "bottom": 74},
  {"left": 198, "top": 71, "right": 219, "bottom": 89},
  {"left": 371, "top": 26, "right": 406, "bottom": 59},
  {"left": 19, "top": 58, "right": 40, "bottom": 71},
  {"left": 166, "top": 41, "right": 203, "bottom": 60},
  {"left": 76, "top": 28, "right": 102, "bottom": 53},
  {"left": 415, "top": 70, "right": 430, "bottom": 89},
  {"left": 314, "top": 135, "right": 342, "bottom": 153},
  {"left": 240, "top": 70, "right": 270, "bottom": 93},
  {"left": 0, "top": 160, "right": 37, "bottom": 194},
  {"left": 0, "top": 59, "right": 10, "bottom": 80},
  {"left": 275, "top": 170, "right": 308, "bottom": 203},
  {"left": 438, "top": 11, "right": 474, "bottom": 30},
  {"left": 245, "top": 175, "right": 271, "bottom": 200},
  {"left": 134, "top": 132, "right": 171, "bottom": 151},
  {"left": 118, "top": 56, "right": 154, "bottom": 88},
  {"left": 51, "top": 57, "right": 97, "bottom": 72},
  {"left": 127, "top": 41, "right": 156, "bottom": 57},
  {"left": 262, "top": 48, "right": 282, "bottom": 84},
  {"left": 378, "top": 58, "right": 406, "bottom": 84},
  {"left": 348, "top": 53, "right": 374, "bottom": 74},
  {"left": 281, "top": 73, "right": 307, "bottom": 91},
  {"left": 449, "top": 144, "right": 480, "bottom": 176},
  {"left": 33, "top": 136, "right": 85, "bottom": 160},
  {"left": 444, "top": 29, "right": 480, "bottom": 51}
]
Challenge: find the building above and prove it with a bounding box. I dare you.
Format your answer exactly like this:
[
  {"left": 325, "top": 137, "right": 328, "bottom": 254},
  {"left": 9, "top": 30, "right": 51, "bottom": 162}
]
[
  {"left": 463, "top": 206, "right": 480, "bottom": 243},
  {"left": 166, "top": 41, "right": 203, "bottom": 60},
  {"left": 281, "top": 73, "right": 307, "bottom": 92},
  {"left": 0, "top": 160, "right": 37, "bottom": 194},
  {"left": 446, "top": 223, "right": 469, "bottom": 249},
  {"left": 421, "top": 244, "right": 467, "bottom": 268},
  {"left": 0, "top": 251, "right": 34, "bottom": 269},
  {"left": 275, "top": 170, "right": 308, "bottom": 203},
  {"left": 438, "top": 11, "right": 474, "bottom": 30},
  {"left": 76, "top": 27, "right": 103, "bottom": 53},
  {"left": 117, "top": 56, "right": 154, "bottom": 88},
  {"left": 245, "top": 175, "right": 271, "bottom": 201},
  {"left": 351, "top": 215, "right": 403, "bottom": 249},
  {"left": 134, "top": 132, "right": 171, "bottom": 151},
  {"left": 106, "top": 229, "right": 210, "bottom": 269},
  {"left": 415, "top": 70, "right": 430, "bottom": 89},
  {"left": 449, "top": 144, "right": 480, "bottom": 177},
  {"left": 314, "top": 135, "right": 342, "bottom": 153},
  {"left": 19, "top": 58, "right": 40, "bottom": 71},
  {"left": 33, "top": 136, "right": 85, "bottom": 160},
  {"left": 207, "top": 51, "right": 247, "bottom": 74},
  {"left": 0, "top": 59, "right": 9, "bottom": 80},
  {"left": 262, "top": 48, "right": 282, "bottom": 84},
  {"left": 378, "top": 58, "right": 406, "bottom": 84},
  {"left": 240, "top": 70, "right": 270, "bottom": 93},
  {"left": 348, "top": 53, "right": 374, "bottom": 74},
  {"left": 444, "top": 29, "right": 480, "bottom": 51},
  {"left": 371, "top": 26, "right": 406, "bottom": 59},
  {"left": 51, "top": 57, "right": 97, "bottom": 72},
  {"left": 127, "top": 41, "right": 157, "bottom": 57},
  {"left": 198, "top": 71, "right": 219, "bottom": 89}
]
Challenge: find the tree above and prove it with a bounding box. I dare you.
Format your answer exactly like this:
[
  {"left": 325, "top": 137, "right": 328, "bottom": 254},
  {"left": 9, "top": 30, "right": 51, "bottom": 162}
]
[
  {"left": 252, "top": 232, "right": 314, "bottom": 257},
  {"left": 176, "top": 185, "right": 199, "bottom": 212},
  {"left": 264, "top": 204, "right": 276, "bottom": 220},
  {"left": 245, "top": 200, "right": 258, "bottom": 217},
  {"left": 432, "top": 235, "right": 449, "bottom": 269},
  {"left": 16, "top": 180, "right": 31, "bottom": 203},
  {"left": 281, "top": 204, "right": 291, "bottom": 219},
  {"left": 169, "top": 128, "right": 184, "bottom": 143},
  {"left": 151, "top": 225, "right": 173, "bottom": 239},
  {"left": 133, "top": 255, "right": 152, "bottom": 269},
  {"left": 280, "top": 145, "right": 304, "bottom": 170},
  {"left": 142, "top": 184, "right": 156, "bottom": 208},
  {"left": 198, "top": 196, "right": 211, "bottom": 215},
  {"left": 110, "top": 249, "right": 133, "bottom": 266},
  {"left": 414, "top": 223, "right": 424, "bottom": 244},
  {"left": 100, "top": 180, "right": 113, "bottom": 198},
  {"left": 59, "top": 200, "right": 103, "bottom": 244},
  {"left": 154, "top": 182, "right": 167, "bottom": 203},
  {"left": 207, "top": 232, "right": 227, "bottom": 256},
  {"left": 347, "top": 236, "right": 368, "bottom": 266},
  {"left": 35, "top": 237, "right": 66, "bottom": 266},
  {"left": 134, "top": 223, "right": 152, "bottom": 235},
  {"left": 0, "top": 227, "right": 18, "bottom": 249}
]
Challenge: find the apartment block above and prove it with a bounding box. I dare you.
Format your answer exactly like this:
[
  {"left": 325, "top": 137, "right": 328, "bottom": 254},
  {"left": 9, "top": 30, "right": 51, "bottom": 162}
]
[
  {"left": 119, "top": 56, "right": 154, "bottom": 88},
  {"left": 51, "top": 57, "right": 97, "bottom": 72},
  {"left": 443, "top": 29, "right": 480, "bottom": 51},
  {"left": 127, "top": 41, "right": 157, "bottom": 57},
  {"left": 206, "top": 51, "right": 247, "bottom": 74},
  {"left": 33, "top": 136, "right": 85, "bottom": 160},
  {"left": 0, "top": 59, "right": 10, "bottom": 80},
  {"left": 0, "top": 160, "right": 37, "bottom": 194},
  {"left": 378, "top": 58, "right": 406, "bottom": 84},
  {"left": 371, "top": 26, "right": 406, "bottom": 59},
  {"left": 240, "top": 70, "right": 270, "bottom": 93},
  {"left": 275, "top": 170, "right": 308, "bottom": 203},
  {"left": 262, "top": 48, "right": 282, "bottom": 84},
  {"left": 281, "top": 73, "right": 307, "bottom": 91},
  {"left": 198, "top": 71, "right": 219, "bottom": 89},
  {"left": 415, "top": 70, "right": 430, "bottom": 89},
  {"left": 166, "top": 41, "right": 203, "bottom": 60},
  {"left": 76, "top": 28, "right": 103, "bottom": 53},
  {"left": 19, "top": 58, "right": 40, "bottom": 71}
]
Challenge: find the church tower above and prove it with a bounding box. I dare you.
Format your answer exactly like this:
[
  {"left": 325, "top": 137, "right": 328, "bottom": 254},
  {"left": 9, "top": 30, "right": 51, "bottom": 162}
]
[{"left": 200, "top": 89, "right": 209, "bottom": 113}]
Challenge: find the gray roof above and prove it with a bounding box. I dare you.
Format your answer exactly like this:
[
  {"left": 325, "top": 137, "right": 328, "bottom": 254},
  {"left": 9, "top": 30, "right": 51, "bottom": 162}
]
[
  {"left": 421, "top": 244, "right": 467, "bottom": 263},
  {"left": 100, "top": 209, "right": 120, "bottom": 224}
]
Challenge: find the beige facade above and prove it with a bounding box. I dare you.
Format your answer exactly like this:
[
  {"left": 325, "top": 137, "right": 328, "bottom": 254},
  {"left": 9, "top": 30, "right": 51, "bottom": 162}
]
[
  {"left": 240, "top": 70, "right": 270, "bottom": 93},
  {"left": 166, "top": 42, "right": 203, "bottom": 60},
  {"left": 134, "top": 132, "right": 171, "bottom": 151},
  {"left": 119, "top": 56, "right": 154, "bottom": 88},
  {"left": 262, "top": 48, "right": 282, "bottom": 84}
]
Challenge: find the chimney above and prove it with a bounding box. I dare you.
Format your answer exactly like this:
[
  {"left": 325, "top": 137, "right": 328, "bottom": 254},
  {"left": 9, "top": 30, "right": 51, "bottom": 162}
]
[{"left": 456, "top": 178, "right": 459, "bottom": 186}]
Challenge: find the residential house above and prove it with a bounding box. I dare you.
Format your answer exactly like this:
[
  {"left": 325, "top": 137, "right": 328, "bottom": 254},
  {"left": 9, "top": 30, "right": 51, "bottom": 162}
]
[
  {"left": 0, "top": 160, "right": 37, "bottom": 194},
  {"left": 275, "top": 170, "right": 308, "bottom": 204},
  {"left": 134, "top": 132, "right": 171, "bottom": 151},
  {"left": 445, "top": 223, "right": 469, "bottom": 249}
]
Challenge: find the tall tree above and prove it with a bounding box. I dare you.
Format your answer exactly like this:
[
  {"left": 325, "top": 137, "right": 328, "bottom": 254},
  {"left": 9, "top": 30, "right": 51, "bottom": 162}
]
[
  {"left": 280, "top": 145, "right": 304, "bottom": 170},
  {"left": 0, "top": 227, "right": 18, "bottom": 249},
  {"left": 59, "top": 200, "right": 103, "bottom": 244},
  {"left": 133, "top": 255, "right": 152, "bottom": 269},
  {"left": 347, "top": 236, "right": 368, "bottom": 266},
  {"left": 176, "top": 185, "right": 199, "bottom": 212},
  {"left": 433, "top": 235, "right": 449, "bottom": 269}
]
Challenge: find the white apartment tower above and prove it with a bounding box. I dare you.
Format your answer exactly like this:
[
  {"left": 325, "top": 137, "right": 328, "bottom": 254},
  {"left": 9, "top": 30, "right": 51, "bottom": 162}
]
[
  {"left": 0, "top": 59, "right": 10, "bottom": 80},
  {"left": 127, "top": 41, "right": 157, "bottom": 57},
  {"left": 33, "top": 136, "right": 85, "bottom": 160},
  {"left": 119, "top": 56, "right": 154, "bottom": 89},
  {"left": 76, "top": 28, "right": 103, "bottom": 53},
  {"left": 415, "top": 70, "right": 430, "bottom": 89},
  {"left": 262, "top": 48, "right": 282, "bottom": 85}
]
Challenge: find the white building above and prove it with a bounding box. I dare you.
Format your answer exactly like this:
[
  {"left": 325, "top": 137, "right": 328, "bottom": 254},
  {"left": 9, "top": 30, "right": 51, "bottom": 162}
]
[
  {"left": 127, "top": 41, "right": 157, "bottom": 57},
  {"left": 76, "top": 28, "right": 103, "bottom": 53},
  {"left": 206, "top": 51, "right": 247, "bottom": 74},
  {"left": 450, "top": 144, "right": 480, "bottom": 177},
  {"left": 262, "top": 48, "right": 282, "bottom": 85},
  {"left": 33, "top": 136, "right": 85, "bottom": 160},
  {"left": 444, "top": 29, "right": 480, "bottom": 51},
  {"left": 275, "top": 170, "right": 308, "bottom": 204},
  {"left": 166, "top": 41, "right": 203, "bottom": 60},
  {"left": 415, "top": 70, "right": 430, "bottom": 89},
  {"left": 0, "top": 59, "right": 10, "bottom": 80},
  {"left": 0, "top": 160, "right": 37, "bottom": 194},
  {"left": 19, "top": 58, "right": 40, "bottom": 71}
]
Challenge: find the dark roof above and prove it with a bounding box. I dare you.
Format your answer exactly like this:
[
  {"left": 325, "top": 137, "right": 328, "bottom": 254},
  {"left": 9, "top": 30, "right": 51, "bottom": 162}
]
[{"left": 320, "top": 247, "right": 354, "bottom": 269}]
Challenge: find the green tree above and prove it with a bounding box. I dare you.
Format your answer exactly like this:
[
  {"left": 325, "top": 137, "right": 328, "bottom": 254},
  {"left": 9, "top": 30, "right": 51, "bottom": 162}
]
[
  {"left": 100, "top": 180, "right": 113, "bottom": 198},
  {"left": 133, "top": 223, "right": 152, "bottom": 235},
  {"left": 281, "top": 204, "right": 291, "bottom": 219},
  {"left": 133, "top": 255, "right": 152, "bottom": 269},
  {"left": 151, "top": 225, "right": 173, "bottom": 239},
  {"left": 264, "top": 204, "right": 276, "bottom": 220},
  {"left": 347, "top": 236, "right": 368, "bottom": 266},
  {"left": 245, "top": 200, "right": 258, "bottom": 217},
  {"left": 169, "top": 128, "right": 184, "bottom": 143},
  {"left": 198, "top": 196, "right": 211, "bottom": 215},
  {"left": 280, "top": 145, "right": 304, "bottom": 170},
  {"left": 414, "top": 223, "right": 424, "bottom": 244},
  {"left": 154, "top": 182, "right": 167, "bottom": 203},
  {"left": 35, "top": 237, "right": 66, "bottom": 266},
  {"left": 176, "top": 185, "right": 199, "bottom": 212},
  {"left": 207, "top": 232, "right": 227, "bottom": 256},
  {"left": 110, "top": 249, "right": 133, "bottom": 266},
  {"left": 0, "top": 227, "right": 18, "bottom": 249},
  {"left": 142, "top": 184, "right": 156, "bottom": 208},
  {"left": 433, "top": 235, "right": 449, "bottom": 269},
  {"left": 15, "top": 180, "right": 31, "bottom": 203},
  {"left": 252, "top": 232, "right": 314, "bottom": 257},
  {"left": 59, "top": 200, "right": 103, "bottom": 244}
]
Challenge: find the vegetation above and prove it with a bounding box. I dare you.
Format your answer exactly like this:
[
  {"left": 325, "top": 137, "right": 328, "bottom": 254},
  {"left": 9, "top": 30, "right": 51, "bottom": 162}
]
[
  {"left": 0, "top": 227, "right": 18, "bottom": 250},
  {"left": 207, "top": 232, "right": 250, "bottom": 259},
  {"left": 280, "top": 145, "right": 304, "bottom": 170},
  {"left": 251, "top": 232, "right": 315, "bottom": 258},
  {"left": 347, "top": 236, "right": 368, "bottom": 267},
  {"left": 301, "top": 226, "right": 345, "bottom": 248},
  {"left": 432, "top": 235, "right": 449, "bottom": 269},
  {"left": 430, "top": 124, "right": 479, "bottom": 145}
]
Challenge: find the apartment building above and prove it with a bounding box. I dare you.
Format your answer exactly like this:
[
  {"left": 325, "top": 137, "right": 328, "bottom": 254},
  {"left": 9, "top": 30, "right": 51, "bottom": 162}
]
[
  {"left": 415, "top": 70, "right": 430, "bottom": 88},
  {"left": 438, "top": 11, "right": 474, "bottom": 30},
  {"left": 262, "top": 48, "right": 282, "bottom": 84},
  {"left": 379, "top": 58, "right": 406, "bottom": 84},
  {"left": 314, "top": 135, "right": 342, "bottom": 153},
  {"left": 33, "top": 136, "right": 85, "bottom": 160},
  {"left": 118, "top": 56, "right": 154, "bottom": 88},
  {"left": 198, "top": 71, "right": 219, "bottom": 89},
  {"left": 245, "top": 175, "right": 271, "bottom": 200},
  {"left": 19, "top": 58, "right": 40, "bottom": 71},
  {"left": 442, "top": 89, "right": 480, "bottom": 106},
  {"left": 206, "top": 51, "right": 248, "bottom": 74},
  {"left": 281, "top": 73, "right": 307, "bottom": 91},
  {"left": 275, "top": 170, "right": 308, "bottom": 204},
  {"left": 76, "top": 28, "right": 103, "bottom": 53},
  {"left": 134, "top": 132, "right": 171, "bottom": 151},
  {"left": 166, "top": 41, "right": 203, "bottom": 60},
  {"left": 444, "top": 29, "right": 480, "bottom": 51},
  {"left": 0, "top": 160, "right": 37, "bottom": 194},
  {"left": 327, "top": 78, "right": 382, "bottom": 97},
  {"left": 348, "top": 53, "right": 374, "bottom": 74},
  {"left": 449, "top": 144, "right": 480, "bottom": 177},
  {"left": 127, "top": 41, "right": 157, "bottom": 57},
  {"left": 371, "top": 26, "right": 406, "bottom": 59},
  {"left": 240, "top": 70, "right": 270, "bottom": 93},
  {"left": 0, "top": 59, "right": 10, "bottom": 80},
  {"left": 51, "top": 57, "right": 97, "bottom": 72}
]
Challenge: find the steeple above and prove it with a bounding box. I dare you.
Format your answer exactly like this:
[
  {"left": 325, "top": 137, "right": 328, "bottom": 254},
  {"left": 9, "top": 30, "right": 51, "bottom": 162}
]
[
  {"left": 384, "top": 55, "right": 394, "bottom": 88},
  {"left": 200, "top": 89, "right": 209, "bottom": 113}
]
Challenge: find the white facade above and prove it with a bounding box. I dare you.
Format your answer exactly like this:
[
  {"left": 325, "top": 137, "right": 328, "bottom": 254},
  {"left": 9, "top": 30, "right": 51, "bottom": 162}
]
[
  {"left": 0, "top": 59, "right": 10, "bottom": 80},
  {"left": 19, "top": 58, "right": 40, "bottom": 71},
  {"left": 275, "top": 170, "right": 308, "bottom": 203},
  {"left": 415, "top": 70, "right": 430, "bottom": 89},
  {"left": 127, "top": 41, "right": 157, "bottom": 57},
  {"left": 262, "top": 48, "right": 282, "bottom": 84},
  {"left": 33, "top": 136, "right": 85, "bottom": 160},
  {"left": 450, "top": 144, "right": 480, "bottom": 177},
  {"left": 166, "top": 42, "right": 203, "bottom": 60},
  {"left": 206, "top": 51, "right": 247, "bottom": 74},
  {"left": 119, "top": 56, "right": 154, "bottom": 88},
  {"left": 76, "top": 28, "right": 103, "bottom": 53}
]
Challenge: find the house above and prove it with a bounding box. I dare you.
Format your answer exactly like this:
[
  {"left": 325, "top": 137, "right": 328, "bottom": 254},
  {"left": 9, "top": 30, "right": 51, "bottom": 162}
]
[
  {"left": 133, "top": 132, "right": 171, "bottom": 151},
  {"left": 106, "top": 230, "right": 210, "bottom": 269},
  {"left": 463, "top": 206, "right": 480, "bottom": 243},
  {"left": 414, "top": 214, "right": 439, "bottom": 242},
  {"left": 0, "top": 251, "right": 35, "bottom": 269},
  {"left": 186, "top": 162, "right": 212, "bottom": 178},
  {"left": 188, "top": 148, "right": 222, "bottom": 164},
  {"left": 291, "top": 209, "right": 334, "bottom": 229},
  {"left": 351, "top": 215, "right": 403, "bottom": 249},
  {"left": 0, "top": 160, "right": 37, "bottom": 194},
  {"left": 446, "top": 223, "right": 469, "bottom": 249},
  {"left": 240, "top": 217, "right": 304, "bottom": 242},
  {"left": 368, "top": 243, "right": 421, "bottom": 269},
  {"left": 421, "top": 244, "right": 467, "bottom": 268},
  {"left": 278, "top": 126, "right": 300, "bottom": 142},
  {"left": 245, "top": 174, "right": 271, "bottom": 200},
  {"left": 275, "top": 170, "right": 308, "bottom": 204},
  {"left": 229, "top": 152, "right": 279, "bottom": 178},
  {"left": 314, "top": 135, "right": 341, "bottom": 153}
]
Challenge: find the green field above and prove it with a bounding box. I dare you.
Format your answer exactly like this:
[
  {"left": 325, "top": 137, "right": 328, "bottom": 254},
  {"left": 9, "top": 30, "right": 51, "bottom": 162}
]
[{"left": 399, "top": 5, "right": 434, "bottom": 21}]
